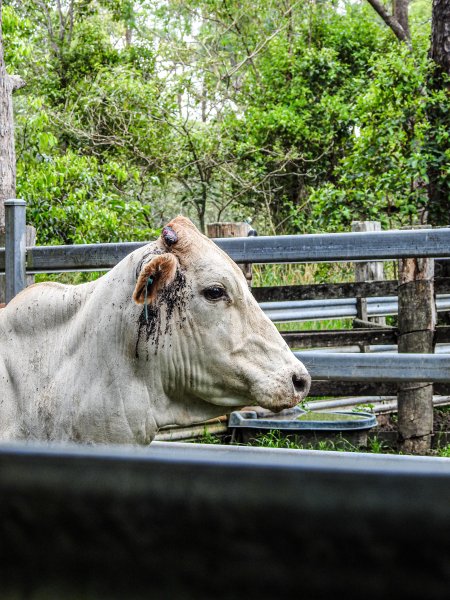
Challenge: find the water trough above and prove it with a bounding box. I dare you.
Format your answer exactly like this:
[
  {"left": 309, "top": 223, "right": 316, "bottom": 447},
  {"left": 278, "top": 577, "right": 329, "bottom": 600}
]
[{"left": 229, "top": 406, "right": 377, "bottom": 445}]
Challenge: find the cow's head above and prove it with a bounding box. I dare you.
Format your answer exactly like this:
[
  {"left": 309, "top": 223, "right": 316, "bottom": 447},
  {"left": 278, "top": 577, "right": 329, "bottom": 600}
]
[{"left": 133, "top": 216, "right": 310, "bottom": 412}]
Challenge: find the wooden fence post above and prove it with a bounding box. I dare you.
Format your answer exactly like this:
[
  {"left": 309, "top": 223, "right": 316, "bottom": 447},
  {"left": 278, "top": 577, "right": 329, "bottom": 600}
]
[
  {"left": 397, "top": 228, "right": 436, "bottom": 453},
  {"left": 25, "top": 224, "right": 36, "bottom": 288},
  {"left": 351, "top": 221, "right": 385, "bottom": 350},
  {"left": 207, "top": 222, "right": 254, "bottom": 286}
]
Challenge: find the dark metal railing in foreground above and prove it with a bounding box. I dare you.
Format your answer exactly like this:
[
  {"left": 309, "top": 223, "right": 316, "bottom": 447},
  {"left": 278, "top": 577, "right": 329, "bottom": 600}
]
[{"left": 0, "top": 441, "right": 449, "bottom": 599}]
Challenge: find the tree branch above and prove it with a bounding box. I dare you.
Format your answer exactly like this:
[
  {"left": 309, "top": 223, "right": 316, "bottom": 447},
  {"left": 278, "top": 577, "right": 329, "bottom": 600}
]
[
  {"left": 223, "top": 0, "right": 302, "bottom": 80},
  {"left": 366, "top": 0, "right": 411, "bottom": 47}
]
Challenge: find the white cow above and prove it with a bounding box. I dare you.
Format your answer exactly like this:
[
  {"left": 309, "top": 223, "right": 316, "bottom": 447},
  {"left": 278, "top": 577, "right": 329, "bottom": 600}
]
[{"left": 0, "top": 216, "right": 310, "bottom": 443}]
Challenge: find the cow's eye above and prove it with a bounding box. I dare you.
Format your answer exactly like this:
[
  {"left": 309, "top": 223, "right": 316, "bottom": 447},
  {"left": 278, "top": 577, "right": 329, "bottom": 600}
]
[{"left": 203, "top": 286, "right": 227, "bottom": 301}]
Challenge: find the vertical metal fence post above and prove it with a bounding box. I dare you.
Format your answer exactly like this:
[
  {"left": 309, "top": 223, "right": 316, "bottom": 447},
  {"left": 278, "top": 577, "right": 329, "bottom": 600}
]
[{"left": 5, "top": 199, "right": 26, "bottom": 303}]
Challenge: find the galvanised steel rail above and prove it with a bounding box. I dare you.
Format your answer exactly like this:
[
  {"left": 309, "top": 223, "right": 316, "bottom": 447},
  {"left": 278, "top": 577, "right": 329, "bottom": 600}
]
[
  {"left": 1, "top": 441, "right": 450, "bottom": 599},
  {"left": 295, "top": 352, "right": 450, "bottom": 382},
  {"left": 218, "top": 228, "right": 450, "bottom": 263},
  {"left": 262, "top": 294, "right": 450, "bottom": 322},
  {"left": 1, "top": 227, "right": 450, "bottom": 273}
]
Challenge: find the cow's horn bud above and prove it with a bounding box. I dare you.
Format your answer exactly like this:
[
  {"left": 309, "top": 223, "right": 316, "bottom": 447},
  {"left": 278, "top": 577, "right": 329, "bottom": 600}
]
[{"left": 162, "top": 226, "right": 178, "bottom": 246}]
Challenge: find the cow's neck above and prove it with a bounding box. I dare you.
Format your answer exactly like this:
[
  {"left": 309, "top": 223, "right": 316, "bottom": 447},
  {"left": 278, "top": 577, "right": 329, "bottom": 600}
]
[
  {"left": 67, "top": 249, "right": 228, "bottom": 437},
  {"left": 135, "top": 316, "right": 231, "bottom": 431}
]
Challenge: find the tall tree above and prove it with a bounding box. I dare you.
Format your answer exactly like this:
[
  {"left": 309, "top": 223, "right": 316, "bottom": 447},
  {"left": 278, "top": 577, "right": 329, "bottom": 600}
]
[
  {"left": 0, "top": 0, "right": 24, "bottom": 228},
  {"left": 427, "top": 0, "right": 450, "bottom": 225}
]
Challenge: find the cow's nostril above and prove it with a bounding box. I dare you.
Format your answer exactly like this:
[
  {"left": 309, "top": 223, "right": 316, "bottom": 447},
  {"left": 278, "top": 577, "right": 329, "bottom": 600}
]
[{"left": 292, "top": 373, "right": 309, "bottom": 395}]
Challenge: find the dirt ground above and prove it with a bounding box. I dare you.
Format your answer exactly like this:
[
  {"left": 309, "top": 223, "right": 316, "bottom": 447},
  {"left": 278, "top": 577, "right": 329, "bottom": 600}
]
[
  {"left": 374, "top": 407, "right": 450, "bottom": 452},
  {"left": 376, "top": 407, "right": 450, "bottom": 433}
]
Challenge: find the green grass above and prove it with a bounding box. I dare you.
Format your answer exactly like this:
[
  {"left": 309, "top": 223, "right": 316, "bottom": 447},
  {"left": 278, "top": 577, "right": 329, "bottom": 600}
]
[
  {"left": 436, "top": 445, "right": 450, "bottom": 458},
  {"left": 250, "top": 429, "right": 389, "bottom": 454},
  {"left": 252, "top": 263, "right": 355, "bottom": 287},
  {"left": 35, "top": 271, "right": 104, "bottom": 285},
  {"left": 198, "top": 430, "right": 223, "bottom": 445},
  {"left": 189, "top": 429, "right": 391, "bottom": 454},
  {"left": 275, "top": 318, "right": 354, "bottom": 332}
]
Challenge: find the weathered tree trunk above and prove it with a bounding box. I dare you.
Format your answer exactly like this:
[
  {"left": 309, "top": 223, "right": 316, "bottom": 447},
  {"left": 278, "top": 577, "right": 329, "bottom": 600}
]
[
  {"left": 430, "top": 0, "right": 450, "bottom": 80},
  {"left": 427, "top": 0, "right": 450, "bottom": 226},
  {"left": 0, "top": 5, "right": 24, "bottom": 225},
  {"left": 425, "top": 0, "right": 450, "bottom": 321},
  {"left": 397, "top": 249, "right": 436, "bottom": 454},
  {"left": 0, "top": 1, "right": 25, "bottom": 302},
  {"left": 393, "top": 0, "right": 410, "bottom": 40}
]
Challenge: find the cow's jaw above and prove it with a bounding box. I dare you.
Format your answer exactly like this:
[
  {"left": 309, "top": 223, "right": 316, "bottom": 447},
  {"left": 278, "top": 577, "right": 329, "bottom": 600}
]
[{"left": 154, "top": 282, "right": 310, "bottom": 416}]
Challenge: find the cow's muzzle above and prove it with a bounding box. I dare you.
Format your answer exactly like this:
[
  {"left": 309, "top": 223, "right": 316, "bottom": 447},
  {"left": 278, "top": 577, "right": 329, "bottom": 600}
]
[{"left": 253, "top": 363, "right": 311, "bottom": 412}]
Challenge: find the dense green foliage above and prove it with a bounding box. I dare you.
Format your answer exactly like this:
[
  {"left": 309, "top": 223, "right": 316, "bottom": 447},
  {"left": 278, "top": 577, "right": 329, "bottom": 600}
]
[{"left": 3, "top": 0, "right": 446, "bottom": 243}]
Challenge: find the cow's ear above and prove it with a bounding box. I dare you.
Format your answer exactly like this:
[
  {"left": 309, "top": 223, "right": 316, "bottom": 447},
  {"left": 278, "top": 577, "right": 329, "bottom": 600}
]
[{"left": 133, "top": 253, "right": 178, "bottom": 305}]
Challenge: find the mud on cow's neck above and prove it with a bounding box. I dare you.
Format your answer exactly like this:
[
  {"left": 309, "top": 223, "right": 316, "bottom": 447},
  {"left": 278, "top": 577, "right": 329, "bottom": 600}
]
[{"left": 134, "top": 269, "right": 190, "bottom": 359}]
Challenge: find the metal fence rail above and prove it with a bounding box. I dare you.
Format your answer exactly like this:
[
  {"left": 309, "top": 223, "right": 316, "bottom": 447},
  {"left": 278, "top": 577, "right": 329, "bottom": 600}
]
[
  {"left": 1, "top": 441, "right": 450, "bottom": 599},
  {"left": 295, "top": 352, "right": 450, "bottom": 382},
  {"left": 215, "top": 228, "right": 450, "bottom": 263},
  {"left": 262, "top": 294, "right": 450, "bottom": 322},
  {"left": 1, "top": 226, "right": 450, "bottom": 273}
]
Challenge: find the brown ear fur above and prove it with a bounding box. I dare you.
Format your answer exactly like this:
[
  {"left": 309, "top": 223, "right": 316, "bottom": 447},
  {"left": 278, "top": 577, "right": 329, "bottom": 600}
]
[{"left": 133, "top": 253, "right": 178, "bottom": 305}]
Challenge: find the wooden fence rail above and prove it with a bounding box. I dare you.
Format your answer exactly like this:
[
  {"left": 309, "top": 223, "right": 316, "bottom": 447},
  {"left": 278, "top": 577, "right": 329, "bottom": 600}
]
[
  {"left": 252, "top": 278, "right": 450, "bottom": 302},
  {"left": 283, "top": 326, "right": 450, "bottom": 349}
]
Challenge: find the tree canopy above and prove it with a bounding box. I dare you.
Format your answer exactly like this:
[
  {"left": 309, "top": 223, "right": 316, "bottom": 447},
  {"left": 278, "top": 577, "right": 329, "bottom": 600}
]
[{"left": 2, "top": 0, "right": 447, "bottom": 242}]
